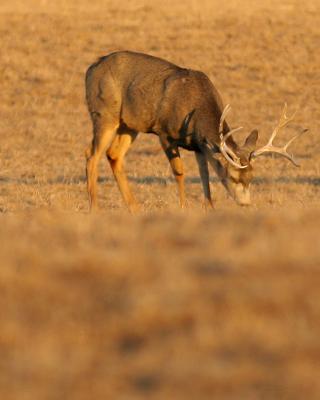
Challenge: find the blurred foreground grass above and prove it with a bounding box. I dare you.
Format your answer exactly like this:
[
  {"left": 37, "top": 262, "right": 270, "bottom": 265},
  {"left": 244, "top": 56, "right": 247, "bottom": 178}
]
[{"left": 1, "top": 209, "right": 320, "bottom": 399}]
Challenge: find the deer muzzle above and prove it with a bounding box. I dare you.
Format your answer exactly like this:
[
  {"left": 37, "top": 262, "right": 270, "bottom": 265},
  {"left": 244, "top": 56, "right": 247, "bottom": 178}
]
[{"left": 225, "top": 181, "right": 251, "bottom": 206}]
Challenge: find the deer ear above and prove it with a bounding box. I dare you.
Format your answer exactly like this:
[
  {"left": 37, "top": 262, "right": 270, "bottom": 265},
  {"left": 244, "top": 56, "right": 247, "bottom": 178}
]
[{"left": 244, "top": 129, "right": 258, "bottom": 152}]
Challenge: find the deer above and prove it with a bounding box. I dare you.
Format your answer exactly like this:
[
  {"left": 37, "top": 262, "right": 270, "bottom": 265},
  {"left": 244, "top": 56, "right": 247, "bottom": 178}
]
[{"left": 85, "top": 51, "right": 307, "bottom": 212}]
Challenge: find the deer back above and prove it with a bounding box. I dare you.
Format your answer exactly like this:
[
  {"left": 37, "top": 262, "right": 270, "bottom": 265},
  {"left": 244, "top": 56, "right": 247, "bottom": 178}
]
[{"left": 86, "top": 51, "right": 224, "bottom": 147}]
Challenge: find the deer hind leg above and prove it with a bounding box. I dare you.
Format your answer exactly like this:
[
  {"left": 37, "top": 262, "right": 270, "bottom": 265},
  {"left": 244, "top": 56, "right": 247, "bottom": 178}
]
[
  {"left": 159, "top": 135, "right": 186, "bottom": 208},
  {"left": 86, "top": 116, "right": 118, "bottom": 210},
  {"left": 195, "top": 151, "right": 214, "bottom": 210},
  {"left": 107, "top": 127, "right": 139, "bottom": 213}
]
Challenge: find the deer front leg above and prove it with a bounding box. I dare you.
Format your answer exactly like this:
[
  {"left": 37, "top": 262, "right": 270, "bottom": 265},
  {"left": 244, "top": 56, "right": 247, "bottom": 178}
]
[
  {"left": 159, "top": 135, "right": 186, "bottom": 208},
  {"left": 195, "top": 151, "right": 214, "bottom": 210}
]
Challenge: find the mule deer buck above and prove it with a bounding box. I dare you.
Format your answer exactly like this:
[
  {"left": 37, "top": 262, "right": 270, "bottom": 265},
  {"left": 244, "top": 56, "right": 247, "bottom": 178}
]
[{"left": 85, "top": 51, "right": 306, "bottom": 211}]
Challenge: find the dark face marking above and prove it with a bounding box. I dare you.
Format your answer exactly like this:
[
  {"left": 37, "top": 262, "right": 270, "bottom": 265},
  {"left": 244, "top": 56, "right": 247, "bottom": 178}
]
[{"left": 226, "top": 163, "right": 253, "bottom": 187}]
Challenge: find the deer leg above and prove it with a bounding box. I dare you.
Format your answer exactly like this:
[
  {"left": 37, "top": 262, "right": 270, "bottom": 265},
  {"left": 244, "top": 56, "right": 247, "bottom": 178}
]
[
  {"left": 86, "top": 117, "right": 118, "bottom": 210},
  {"left": 159, "top": 136, "right": 186, "bottom": 208},
  {"left": 107, "top": 130, "right": 139, "bottom": 213},
  {"left": 195, "top": 151, "right": 214, "bottom": 210}
]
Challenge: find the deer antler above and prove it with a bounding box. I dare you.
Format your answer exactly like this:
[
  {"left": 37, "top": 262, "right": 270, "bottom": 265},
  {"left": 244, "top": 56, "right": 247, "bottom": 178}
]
[
  {"left": 251, "top": 103, "right": 307, "bottom": 167},
  {"left": 218, "top": 104, "right": 248, "bottom": 169}
]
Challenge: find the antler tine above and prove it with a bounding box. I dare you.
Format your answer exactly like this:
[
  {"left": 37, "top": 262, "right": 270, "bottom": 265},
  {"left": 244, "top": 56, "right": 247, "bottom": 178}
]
[
  {"left": 219, "top": 104, "right": 231, "bottom": 134},
  {"left": 220, "top": 127, "right": 244, "bottom": 163},
  {"left": 282, "top": 128, "right": 309, "bottom": 166},
  {"left": 220, "top": 129, "right": 248, "bottom": 170},
  {"left": 218, "top": 104, "right": 248, "bottom": 169},
  {"left": 220, "top": 144, "right": 247, "bottom": 169},
  {"left": 222, "top": 126, "right": 243, "bottom": 141},
  {"left": 251, "top": 103, "right": 306, "bottom": 167},
  {"left": 284, "top": 128, "right": 308, "bottom": 150},
  {"left": 280, "top": 102, "right": 297, "bottom": 126},
  {"left": 268, "top": 103, "right": 297, "bottom": 146}
]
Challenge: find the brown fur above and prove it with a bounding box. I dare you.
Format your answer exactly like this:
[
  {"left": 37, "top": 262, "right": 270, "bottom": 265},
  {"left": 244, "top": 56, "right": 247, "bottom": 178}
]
[{"left": 85, "top": 51, "right": 259, "bottom": 211}]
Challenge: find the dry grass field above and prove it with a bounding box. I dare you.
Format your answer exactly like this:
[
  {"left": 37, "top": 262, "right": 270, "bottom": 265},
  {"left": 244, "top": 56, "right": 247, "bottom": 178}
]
[{"left": 0, "top": 0, "right": 320, "bottom": 399}]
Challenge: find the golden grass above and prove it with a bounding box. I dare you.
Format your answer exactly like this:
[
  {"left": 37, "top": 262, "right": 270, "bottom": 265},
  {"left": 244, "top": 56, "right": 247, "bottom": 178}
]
[
  {"left": 0, "top": 0, "right": 320, "bottom": 398},
  {"left": 1, "top": 210, "right": 320, "bottom": 399}
]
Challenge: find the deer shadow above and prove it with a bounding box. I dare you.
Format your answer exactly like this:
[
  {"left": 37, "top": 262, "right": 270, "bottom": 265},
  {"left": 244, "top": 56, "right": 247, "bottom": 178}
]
[{"left": 0, "top": 175, "right": 319, "bottom": 187}]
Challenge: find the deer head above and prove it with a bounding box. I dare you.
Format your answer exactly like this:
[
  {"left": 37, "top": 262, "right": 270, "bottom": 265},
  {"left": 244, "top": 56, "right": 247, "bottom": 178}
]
[{"left": 205, "top": 103, "right": 307, "bottom": 206}]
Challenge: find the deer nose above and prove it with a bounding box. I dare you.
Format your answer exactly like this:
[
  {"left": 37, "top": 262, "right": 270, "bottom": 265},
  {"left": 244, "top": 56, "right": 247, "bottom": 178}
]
[
  {"left": 234, "top": 185, "right": 251, "bottom": 206},
  {"left": 236, "top": 197, "right": 251, "bottom": 206}
]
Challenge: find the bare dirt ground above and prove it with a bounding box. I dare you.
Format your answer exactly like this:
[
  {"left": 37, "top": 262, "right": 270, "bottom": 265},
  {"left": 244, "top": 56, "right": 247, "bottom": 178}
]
[{"left": 0, "top": 0, "right": 320, "bottom": 399}]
